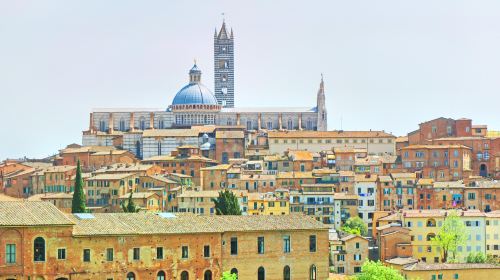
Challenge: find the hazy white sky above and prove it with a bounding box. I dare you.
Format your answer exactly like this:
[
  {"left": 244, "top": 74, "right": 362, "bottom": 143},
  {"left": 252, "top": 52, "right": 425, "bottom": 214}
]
[{"left": 1, "top": 0, "right": 499, "bottom": 159}]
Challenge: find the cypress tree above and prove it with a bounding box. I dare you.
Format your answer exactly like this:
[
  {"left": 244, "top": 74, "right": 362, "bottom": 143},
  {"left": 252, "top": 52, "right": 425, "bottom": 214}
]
[
  {"left": 212, "top": 190, "right": 242, "bottom": 215},
  {"left": 71, "top": 160, "right": 87, "bottom": 213},
  {"left": 122, "top": 191, "right": 140, "bottom": 213}
]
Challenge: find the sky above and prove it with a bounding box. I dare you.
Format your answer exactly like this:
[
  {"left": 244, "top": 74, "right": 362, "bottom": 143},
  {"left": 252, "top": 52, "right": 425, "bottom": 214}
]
[{"left": 1, "top": 0, "right": 499, "bottom": 159}]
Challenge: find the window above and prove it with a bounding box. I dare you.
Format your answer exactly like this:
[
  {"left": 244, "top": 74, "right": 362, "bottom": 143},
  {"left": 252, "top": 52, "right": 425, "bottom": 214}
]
[
  {"left": 182, "top": 246, "right": 189, "bottom": 259},
  {"left": 309, "top": 235, "right": 317, "bottom": 252},
  {"left": 157, "top": 271, "right": 166, "bottom": 280},
  {"left": 230, "top": 237, "right": 238, "bottom": 255},
  {"left": 258, "top": 236, "right": 265, "bottom": 254},
  {"left": 34, "top": 237, "right": 45, "bottom": 262},
  {"left": 157, "top": 247, "right": 164, "bottom": 259},
  {"left": 181, "top": 271, "right": 189, "bottom": 280},
  {"left": 354, "top": 254, "right": 362, "bottom": 261},
  {"left": 83, "top": 249, "right": 91, "bottom": 262},
  {"left": 6, "top": 244, "right": 16, "bottom": 264},
  {"left": 283, "top": 235, "right": 291, "bottom": 253},
  {"left": 127, "top": 272, "right": 136, "bottom": 280},
  {"left": 283, "top": 265, "right": 291, "bottom": 280},
  {"left": 309, "top": 265, "right": 317, "bottom": 280},
  {"left": 258, "top": 267, "right": 265, "bottom": 280},
  {"left": 106, "top": 248, "right": 114, "bottom": 261},
  {"left": 133, "top": 248, "right": 140, "bottom": 260},
  {"left": 57, "top": 248, "right": 66, "bottom": 260},
  {"left": 454, "top": 273, "right": 459, "bottom": 279},
  {"left": 204, "top": 245, "right": 210, "bottom": 258},
  {"left": 354, "top": 266, "right": 361, "bottom": 273},
  {"left": 356, "top": 242, "right": 360, "bottom": 249},
  {"left": 204, "top": 270, "right": 212, "bottom": 280},
  {"left": 230, "top": 268, "right": 238, "bottom": 277}
]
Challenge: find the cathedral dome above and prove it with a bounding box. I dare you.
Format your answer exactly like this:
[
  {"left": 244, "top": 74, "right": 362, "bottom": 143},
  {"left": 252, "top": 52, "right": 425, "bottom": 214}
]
[{"left": 172, "top": 64, "right": 218, "bottom": 106}]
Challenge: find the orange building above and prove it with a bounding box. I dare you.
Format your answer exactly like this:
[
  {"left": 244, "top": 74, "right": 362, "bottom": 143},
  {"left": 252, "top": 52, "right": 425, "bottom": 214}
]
[
  {"left": 142, "top": 146, "right": 217, "bottom": 186},
  {"left": 55, "top": 145, "right": 138, "bottom": 172},
  {"left": 400, "top": 145, "right": 472, "bottom": 181},
  {"left": 215, "top": 130, "right": 245, "bottom": 163}
]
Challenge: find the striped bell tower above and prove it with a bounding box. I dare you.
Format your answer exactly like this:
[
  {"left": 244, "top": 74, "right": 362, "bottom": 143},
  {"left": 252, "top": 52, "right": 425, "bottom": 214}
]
[{"left": 214, "top": 20, "right": 234, "bottom": 108}]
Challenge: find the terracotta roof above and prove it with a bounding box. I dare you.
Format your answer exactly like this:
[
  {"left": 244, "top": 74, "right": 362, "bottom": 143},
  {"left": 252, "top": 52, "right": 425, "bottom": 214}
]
[
  {"left": 268, "top": 130, "right": 396, "bottom": 139},
  {"left": 395, "top": 136, "right": 409, "bottom": 143},
  {"left": 385, "top": 257, "right": 418, "bottom": 266},
  {"left": 378, "top": 175, "right": 393, "bottom": 182},
  {"left": 0, "top": 194, "right": 21, "bottom": 202},
  {"left": 276, "top": 172, "right": 315, "bottom": 179},
  {"left": 94, "top": 163, "right": 154, "bottom": 173},
  {"left": 119, "top": 192, "right": 158, "bottom": 199},
  {"left": 61, "top": 146, "right": 115, "bottom": 154},
  {"left": 142, "top": 129, "right": 199, "bottom": 137},
  {"left": 69, "top": 213, "right": 328, "bottom": 236},
  {"left": 28, "top": 193, "right": 73, "bottom": 200},
  {"left": 433, "top": 181, "right": 465, "bottom": 189},
  {"left": 143, "top": 155, "right": 215, "bottom": 163},
  {"left": 355, "top": 174, "right": 378, "bottom": 182},
  {"left": 416, "top": 178, "right": 434, "bottom": 185},
  {"left": 0, "top": 202, "right": 74, "bottom": 227},
  {"left": 177, "top": 190, "right": 220, "bottom": 198},
  {"left": 401, "top": 144, "right": 471, "bottom": 150},
  {"left": 288, "top": 150, "right": 314, "bottom": 161},
  {"left": 43, "top": 165, "right": 77, "bottom": 173},
  {"left": 340, "top": 234, "right": 368, "bottom": 242},
  {"left": 403, "top": 209, "right": 485, "bottom": 218},
  {"left": 87, "top": 173, "right": 136, "bottom": 181},
  {"left": 485, "top": 210, "right": 500, "bottom": 218},
  {"left": 91, "top": 150, "right": 131, "bottom": 156},
  {"left": 200, "top": 164, "right": 232, "bottom": 171},
  {"left": 391, "top": 173, "right": 417, "bottom": 179},
  {"left": 403, "top": 262, "right": 500, "bottom": 271},
  {"left": 215, "top": 131, "right": 244, "bottom": 139},
  {"left": 142, "top": 174, "right": 178, "bottom": 184}
]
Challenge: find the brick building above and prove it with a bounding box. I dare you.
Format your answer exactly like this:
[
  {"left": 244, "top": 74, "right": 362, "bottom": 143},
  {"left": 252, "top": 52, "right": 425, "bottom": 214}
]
[{"left": 0, "top": 201, "right": 329, "bottom": 280}]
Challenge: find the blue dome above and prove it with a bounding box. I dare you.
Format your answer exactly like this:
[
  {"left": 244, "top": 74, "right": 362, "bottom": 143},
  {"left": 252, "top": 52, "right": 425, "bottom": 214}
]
[
  {"left": 171, "top": 64, "right": 219, "bottom": 106},
  {"left": 172, "top": 83, "right": 218, "bottom": 105}
]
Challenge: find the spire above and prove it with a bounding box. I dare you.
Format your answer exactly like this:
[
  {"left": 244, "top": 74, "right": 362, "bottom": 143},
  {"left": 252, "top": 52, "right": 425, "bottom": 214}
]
[
  {"left": 217, "top": 21, "right": 229, "bottom": 40},
  {"left": 230, "top": 28, "right": 234, "bottom": 39},
  {"left": 319, "top": 73, "right": 324, "bottom": 93}
]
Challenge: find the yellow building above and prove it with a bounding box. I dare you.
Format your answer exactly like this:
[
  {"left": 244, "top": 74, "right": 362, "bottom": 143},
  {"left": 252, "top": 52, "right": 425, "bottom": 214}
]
[
  {"left": 402, "top": 209, "right": 486, "bottom": 263},
  {"left": 247, "top": 192, "right": 290, "bottom": 215},
  {"left": 486, "top": 210, "right": 500, "bottom": 258},
  {"left": 177, "top": 190, "right": 219, "bottom": 215},
  {"left": 85, "top": 172, "right": 140, "bottom": 211}
]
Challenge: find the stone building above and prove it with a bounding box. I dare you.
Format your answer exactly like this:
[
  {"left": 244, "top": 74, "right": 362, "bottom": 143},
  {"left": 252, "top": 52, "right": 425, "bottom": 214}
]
[
  {"left": 83, "top": 21, "right": 327, "bottom": 159},
  {"left": 0, "top": 201, "right": 329, "bottom": 280}
]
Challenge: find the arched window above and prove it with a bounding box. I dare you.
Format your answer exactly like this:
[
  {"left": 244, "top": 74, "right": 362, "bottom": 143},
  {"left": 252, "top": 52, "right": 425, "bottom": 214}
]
[
  {"left": 157, "top": 141, "right": 162, "bottom": 156},
  {"left": 258, "top": 266, "right": 265, "bottom": 280},
  {"left": 247, "top": 120, "right": 252, "bottom": 130},
  {"left": 139, "top": 117, "right": 146, "bottom": 130},
  {"left": 158, "top": 119, "right": 164, "bottom": 129},
  {"left": 119, "top": 118, "right": 126, "bottom": 131},
  {"left": 427, "top": 233, "right": 436, "bottom": 241},
  {"left": 135, "top": 141, "right": 141, "bottom": 159},
  {"left": 283, "top": 265, "right": 291, "bottom": 280},
  {"left": 287, "top": 119, "right": 293, "bottom": 130},
  {"left": 99, "top": 120, "right": 107, "bottom": 132},
  {"left": 309, "top": 265, "right": 317, "bottom": 280},
  {"left": 204, "top": 270, "right": 212, "bottom": 280},
  {"left": 307, "top": 119, "right": 313, "bottom": 130},
  {"left": 34, "top": 237, "right": 45, "bottom": 261},
  {"left": 126, "top": 272, "right": 135, "bottom": 280},
  {"left": 181, "top": 271, "right": 189, "bottom": 280},
  {"left": 157, "top": 271, "right": 166, "bottom": 280},
  {"left": 267, "top": 121, "right": 273, "bottom": 130},
  {"left": 230, "top": 268, "right": 238, "bottom": 277}
]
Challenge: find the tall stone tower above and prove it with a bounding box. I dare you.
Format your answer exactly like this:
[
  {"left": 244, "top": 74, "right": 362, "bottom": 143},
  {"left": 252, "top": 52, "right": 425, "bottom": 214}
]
[
  {"left": 214, "top": 21, "right": 234, "bottom": 108},
  {"left": 316, "top": 75, "right": 328, "bottom": 131}
]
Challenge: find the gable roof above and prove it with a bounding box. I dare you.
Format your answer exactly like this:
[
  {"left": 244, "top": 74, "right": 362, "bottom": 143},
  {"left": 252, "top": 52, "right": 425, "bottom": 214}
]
[{"left": 0, "top": 202, "right": 74, "bottom": 227}]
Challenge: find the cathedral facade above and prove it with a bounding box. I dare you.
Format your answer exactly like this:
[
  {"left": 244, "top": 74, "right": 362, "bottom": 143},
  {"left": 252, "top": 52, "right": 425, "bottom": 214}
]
[{"left": 83, "top": 21, "right": 327, "bottom": 158}]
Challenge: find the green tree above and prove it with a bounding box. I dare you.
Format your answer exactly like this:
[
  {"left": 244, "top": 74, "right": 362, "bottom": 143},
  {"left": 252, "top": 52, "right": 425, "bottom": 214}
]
[
  {"left": 355, "top": 260, "right": 405, "bottom": 280},
  {"left": 71, "top": 160, "right": 87, "bottom": 213},
  {"left": 212, "top": 190, "right": 242, "bottom": 215},
  {"left": 220, "top": 271, "right": 238, "bottom": 280},
  {"left": 431, "top": 210, "right": 467, "bottom": 262},
  {"left": 466, "top": 252, "right": 487, "bottom": 263},
  {"left": 341, "top": 216, "right": 368, "bottom": 236},
  {"left": 121, "top": 191, "right": 140, "bottom": 213}
]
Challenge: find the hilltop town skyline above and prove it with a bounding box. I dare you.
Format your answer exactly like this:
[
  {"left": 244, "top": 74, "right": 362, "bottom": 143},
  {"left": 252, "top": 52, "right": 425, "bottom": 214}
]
[{"left": 2, "top": 0, "right": 500, "bottom": 159}]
